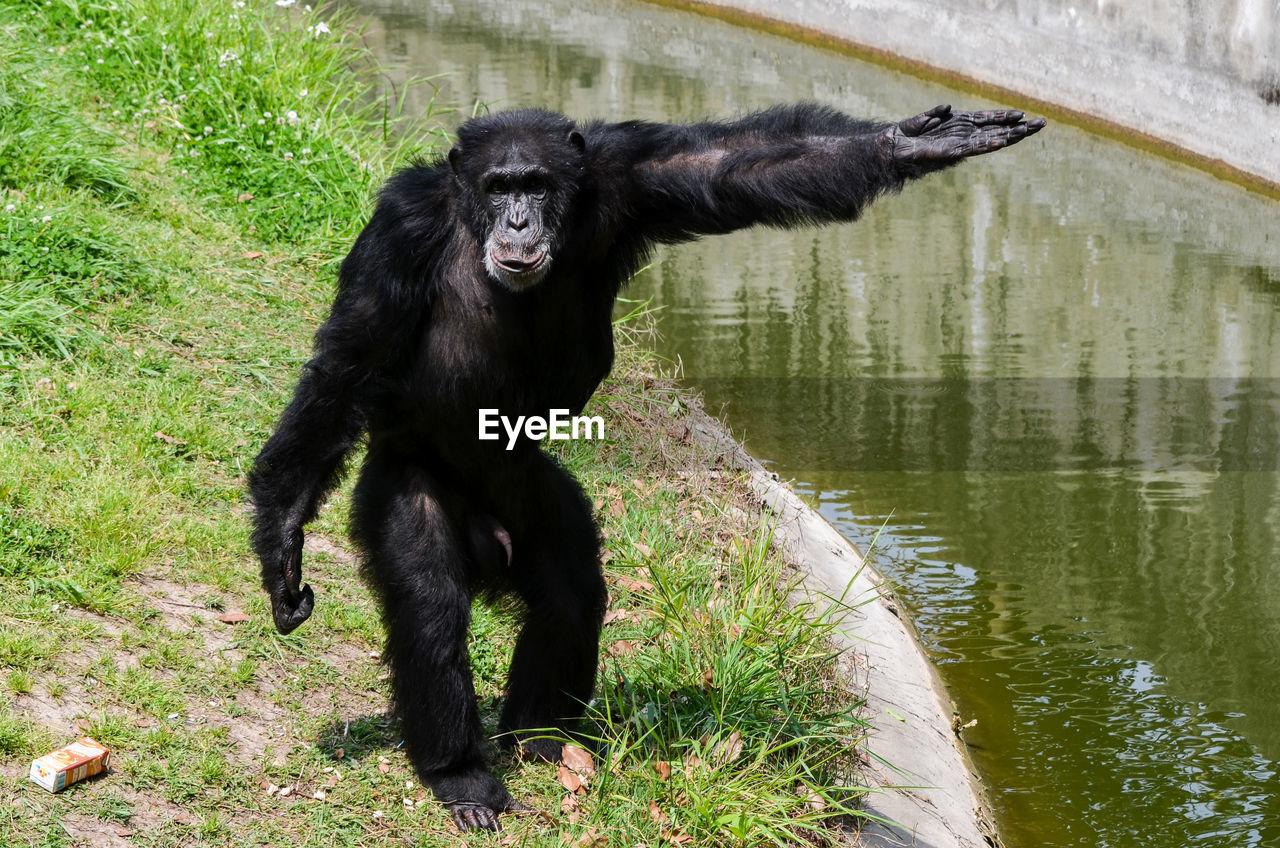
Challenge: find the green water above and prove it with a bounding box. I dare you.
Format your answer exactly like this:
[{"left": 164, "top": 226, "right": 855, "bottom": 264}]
[{"left": 356, "top": 1, "right": 1280, "bottom": 844}]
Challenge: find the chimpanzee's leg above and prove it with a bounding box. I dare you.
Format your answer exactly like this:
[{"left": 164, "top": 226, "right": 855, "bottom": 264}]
[
  {"left": 496, "top": 455, "right": 607, "bottom": 760},
  {"left": 350, "top": 449, "right": 513, "bottom": 831}
]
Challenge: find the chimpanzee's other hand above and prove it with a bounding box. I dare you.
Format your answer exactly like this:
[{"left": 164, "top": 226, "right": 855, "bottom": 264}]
[{"left": 267, "top": 528, "right": 314, "bottom": 634}]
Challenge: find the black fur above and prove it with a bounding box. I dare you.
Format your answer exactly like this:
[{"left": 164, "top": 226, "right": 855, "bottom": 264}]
[{"left": 247, "top": 103, "right": 1042, "bottom": 830}]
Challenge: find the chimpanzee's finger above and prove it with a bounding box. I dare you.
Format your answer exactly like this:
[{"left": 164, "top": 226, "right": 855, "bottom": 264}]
[
  {"left": 898, "top": 104, "right": 951, "bottom": 136},
  {"left": 949, "top": 108, "right": 1026, "bottom": 127}
]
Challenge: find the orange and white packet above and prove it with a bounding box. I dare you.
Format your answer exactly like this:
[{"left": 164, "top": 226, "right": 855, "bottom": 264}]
[{"left": 29, "top": 737, "right": 110, "bottom": 792}]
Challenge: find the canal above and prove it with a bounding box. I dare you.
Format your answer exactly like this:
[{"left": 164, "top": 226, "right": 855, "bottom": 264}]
[{"left": 354, "top": 1, "right": 1280, "bottom": 845}]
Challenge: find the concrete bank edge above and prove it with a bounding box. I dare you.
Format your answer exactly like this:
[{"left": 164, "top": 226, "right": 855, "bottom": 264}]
[{"left": 687, "top": 405, "right": 996, "bottom": 848}]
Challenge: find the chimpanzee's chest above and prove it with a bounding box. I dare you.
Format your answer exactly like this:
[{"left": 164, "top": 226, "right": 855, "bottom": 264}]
[{"left": 414, "top": 266, "right": 616, "bottom": 426}]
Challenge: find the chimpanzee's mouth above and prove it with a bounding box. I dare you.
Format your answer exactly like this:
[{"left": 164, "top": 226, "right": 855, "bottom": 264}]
[{"left": 492, "top": 251, "right": 548, "bottom": 276}]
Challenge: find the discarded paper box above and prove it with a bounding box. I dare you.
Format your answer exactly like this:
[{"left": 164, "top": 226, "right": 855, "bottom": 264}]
[{"left": 29, "top": 737, "right": 110, "bottom": 793}]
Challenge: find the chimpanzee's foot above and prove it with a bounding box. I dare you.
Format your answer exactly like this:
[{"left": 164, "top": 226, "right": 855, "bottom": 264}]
[{"left": 428, "top": 768, "right": 517, "bottom": 832}]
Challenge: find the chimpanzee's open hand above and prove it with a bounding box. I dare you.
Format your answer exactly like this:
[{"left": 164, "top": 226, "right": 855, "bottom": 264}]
[{"left": 884, "top": 104, "right": 1046, "bottom": 177}]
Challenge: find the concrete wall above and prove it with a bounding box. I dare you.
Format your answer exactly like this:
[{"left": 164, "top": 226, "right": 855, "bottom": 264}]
[{"left": 662, "top": 0, "right": 1280, "bottom": 191}]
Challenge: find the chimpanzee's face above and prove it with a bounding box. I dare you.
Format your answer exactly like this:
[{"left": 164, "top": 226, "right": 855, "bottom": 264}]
[{"left": 449, "top": 118, "right": 586, "bottom": 292}]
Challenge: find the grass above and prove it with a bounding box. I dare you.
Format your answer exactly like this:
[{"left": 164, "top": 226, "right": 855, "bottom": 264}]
[{"left": 0, "top": 0, "right": 871, "bottom": 845}]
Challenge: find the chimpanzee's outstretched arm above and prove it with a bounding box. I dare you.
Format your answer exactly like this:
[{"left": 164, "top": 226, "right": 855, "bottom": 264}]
[
  {"left": 612, "top": 103, "right": 1043, "bottom": 244},
  {"left": 248, "top": 185, "right": 434, "bottom": 634}
]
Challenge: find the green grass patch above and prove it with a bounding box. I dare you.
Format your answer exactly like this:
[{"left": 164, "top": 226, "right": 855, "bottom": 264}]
[{"left": 0, "top": 0, "right": 873, "bottom": 845}]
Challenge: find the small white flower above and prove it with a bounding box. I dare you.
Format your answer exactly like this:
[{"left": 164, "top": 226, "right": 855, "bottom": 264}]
[
  {"left": 283, "top": 151, "right": 294, "bottom": 161},
  {"left": 286, "top": 110, "right": 301, "bottom": 126},
  {"left": 298, "top": 88, "right": 308, "bottom": 97},
  {"left": 275, "top": 0, "right": 295, "bottom": 6},
  {"left": 41, "top": 215, "right": 52, "bottom": 223},
  {"left": 309, "top": 20, "right": 330, "bottom": 36},
  {"left": 218, "top": 49, "right": 239, "bottom": 67},
  {"left": 204, "top": 126, "right": 212, "bottom": 135},
  {"left": 3, "top": 204, "right": 15, "bottom": 213}
]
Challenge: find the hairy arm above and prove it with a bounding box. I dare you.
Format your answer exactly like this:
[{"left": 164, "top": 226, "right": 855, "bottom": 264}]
[
  {"left": 611, "top": 103, "right": 1043, "bottom": 244},
  {"left": 248, "top": 170, "right": 439, "bottom": 633}
]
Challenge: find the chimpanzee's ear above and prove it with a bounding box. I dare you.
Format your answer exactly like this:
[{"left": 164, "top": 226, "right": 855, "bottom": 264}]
[
  {"left": 568, "top": 131, "right": 586, "bottom": 155},
  {"left": 448, "top": 146, "right": 464, "bottom": 177}
]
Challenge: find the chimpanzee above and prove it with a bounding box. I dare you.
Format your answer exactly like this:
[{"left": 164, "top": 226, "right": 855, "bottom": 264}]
[{"left": 248, "top": 103, "right": 1044, "bottom": 830}]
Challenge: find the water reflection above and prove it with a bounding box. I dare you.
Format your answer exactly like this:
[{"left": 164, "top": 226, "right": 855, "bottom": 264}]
[
  {"left": 693, "top": 377, "right": 1280, "bottom": 471},
  {"left": 353, "top": 1, "right": 1280, "bottom": 846}
]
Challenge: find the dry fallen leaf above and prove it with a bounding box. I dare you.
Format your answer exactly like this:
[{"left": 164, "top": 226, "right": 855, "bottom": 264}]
[
  {"left": 217, "top": 612, "right": 250, "bottom": 624},
  {"left": 560, "top": 792, "right": 581, "bottom": 823},
  {"left": 633, "top": 542, "right": 653, "bottom": 558},
  {"left": 609, "top": 498, "right": 626, "bottom": 518},
  {"left": 578, "top": 827, "right": 608, "bottom": 847},
  {"left": 607, "top": 639, "right": 636, "bottom": 657},
  {"left": 648, "top": 800, "right": 667, "bottom": 823},
  {"left": 653, "top": 760, "right": 671, "bottom": 781},
  {"left": 377, "top": 762, "right": 390, "bottom": 774},
  {"left": 237, "top": 192, "right": 254, "bottom": 202},
  {"left": 713, "top": 730, "right": 743, "bottom": 766},
  {"left": 561, "top": 744, "right": 595, "bottom": 777},
  {"left": 603, "top": 608, "right": 631, "bottom": 626},
  {"left": 625, "top": 579, "right": 655, "bottom": 593},
  {"left": 241, "top": 250, "right": 263, "bottom": 260},
  {"left": 154, "top": 430, "right": 187, "bottom": 446},
  {"left": 557, "top": 764, "right": 585, "bottom": 795}
]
